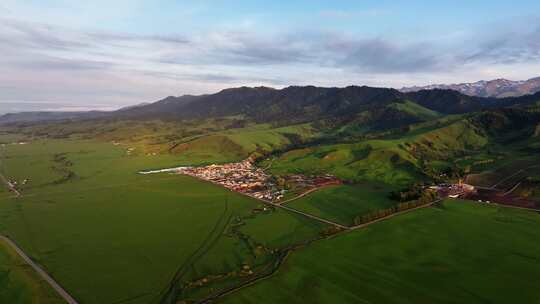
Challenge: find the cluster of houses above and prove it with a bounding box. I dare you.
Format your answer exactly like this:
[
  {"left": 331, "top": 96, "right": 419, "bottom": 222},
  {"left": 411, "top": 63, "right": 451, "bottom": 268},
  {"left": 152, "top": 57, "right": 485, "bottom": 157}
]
[
  {"left": 177, "top": 160, "right": 284, "bottom": 202},
  {"left": 7, "top": 178, "right": 28, "bottom": 187},
  {"left": 430, "top": 180, "right": 475, "bottom": 198},
  {"left": 0, "top": 142, "right": 28, "bottom": 147},
  {"left": 139, "top": 158, "right": 343, "bottom": 203}
]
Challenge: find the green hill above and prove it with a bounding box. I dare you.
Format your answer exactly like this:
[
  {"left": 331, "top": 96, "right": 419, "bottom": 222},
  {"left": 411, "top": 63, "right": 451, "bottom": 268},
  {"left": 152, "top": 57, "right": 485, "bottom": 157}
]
[
  {"left": 264, "top": 106, "right": 540, "bottom": 187},
  {"left": 388, "top": 100, "right": 442, "bottom": 120}
]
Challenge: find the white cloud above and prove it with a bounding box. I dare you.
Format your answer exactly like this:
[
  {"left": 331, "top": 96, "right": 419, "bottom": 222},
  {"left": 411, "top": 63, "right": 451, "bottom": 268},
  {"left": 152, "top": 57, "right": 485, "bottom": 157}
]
[
  {"left": 0, "top": 6, "right": 539, "bottom": 111},
  {"left": 319, "top": 9, "right": 390, "bottom": 19}
]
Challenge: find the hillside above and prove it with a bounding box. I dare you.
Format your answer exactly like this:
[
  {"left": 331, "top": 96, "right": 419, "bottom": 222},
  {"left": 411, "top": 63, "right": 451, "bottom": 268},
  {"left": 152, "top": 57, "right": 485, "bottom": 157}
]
[{"left": 262, "top": 105, "right": 540, "bottom": 187}]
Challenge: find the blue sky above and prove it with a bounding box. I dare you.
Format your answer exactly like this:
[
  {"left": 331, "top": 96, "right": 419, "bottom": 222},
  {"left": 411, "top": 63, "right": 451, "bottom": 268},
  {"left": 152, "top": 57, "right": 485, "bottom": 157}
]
[{"left": 1, "top": 0, "right": 540, "bottom": 111}]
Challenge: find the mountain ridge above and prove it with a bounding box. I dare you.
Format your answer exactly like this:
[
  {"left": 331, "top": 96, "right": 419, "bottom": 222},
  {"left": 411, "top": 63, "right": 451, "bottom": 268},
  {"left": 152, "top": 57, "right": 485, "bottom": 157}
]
[
  {"left": 1, "top": 85, "right": 539, "bottom": 125},
  {"left": 401, "top": 76, "right": 540, "bottom": 98}
]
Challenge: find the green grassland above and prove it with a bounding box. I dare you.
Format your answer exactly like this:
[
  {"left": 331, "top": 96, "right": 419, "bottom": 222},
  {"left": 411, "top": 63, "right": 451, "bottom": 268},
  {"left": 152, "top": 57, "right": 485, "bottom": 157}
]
[
  {"left": 287, "top": 182, "right": 397, "bottom": 226},
  {"left": 0, "top": 139, "right": 328, "bottom": 304},
  {"left": 220, "top": 200, "right": 540, "bottom": 304},
  {"left": 387, "top": 100, "right": 442, "bottom": 121},
  {"left": 0, "top": 239, "right": 65, "bottom": 304}
]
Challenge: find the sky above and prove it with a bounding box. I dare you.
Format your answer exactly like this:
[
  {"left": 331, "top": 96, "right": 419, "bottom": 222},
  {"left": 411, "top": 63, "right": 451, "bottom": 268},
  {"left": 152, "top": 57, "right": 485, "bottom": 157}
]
[{"left": 1, "top": 0, "right": 540, "bottom": 112}]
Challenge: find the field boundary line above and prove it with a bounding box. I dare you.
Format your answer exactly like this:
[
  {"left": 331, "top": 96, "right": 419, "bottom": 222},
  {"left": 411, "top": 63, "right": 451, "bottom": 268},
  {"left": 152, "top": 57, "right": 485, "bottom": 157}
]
[
  {"left": 198, "top": 249, "right": 294, "bottom": 304},
  {"left": 503, "top": 182, "right": 522, "bottom": 196},
  {"left": 490, "top": 169, "right": 525, "bottom": 189},
  {"left": 200, "top": 198, "right": 446, "bottom": 303},
  {"left": 483, "top": 201, "right": 540, "bottom": 213},
  {"left": 278, "top": 185, "right": 333, "bottom": 205},
  {"left": 349, "top": 198, "right": 443, "bottom": 230},
  {"left": 157, "top": 195, "right": 232, "bottom": 304},
  {"left": 489, "top": 164, "right": 540, "bottom": 189},
  {"left": 0, "top": 235, "right": 78, "bottom": 304}
]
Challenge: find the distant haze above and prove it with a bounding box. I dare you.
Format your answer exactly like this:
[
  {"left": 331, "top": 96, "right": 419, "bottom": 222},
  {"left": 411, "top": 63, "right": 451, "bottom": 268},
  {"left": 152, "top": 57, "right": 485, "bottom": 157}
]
[{"left": 0, "top": 102, "right": 120, "bottom": 115}]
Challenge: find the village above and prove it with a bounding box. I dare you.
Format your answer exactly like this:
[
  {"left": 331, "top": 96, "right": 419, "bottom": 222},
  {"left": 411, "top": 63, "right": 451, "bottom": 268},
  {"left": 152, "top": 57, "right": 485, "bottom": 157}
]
[
  {"left": 177, "top": 159, "right": 282, "bottom": 201},
  {"left": 430, "top": 180, "right": 476, "bottom": 199},
  {"left": 140, "top": 159, "right": 341, "bottom": 202}
]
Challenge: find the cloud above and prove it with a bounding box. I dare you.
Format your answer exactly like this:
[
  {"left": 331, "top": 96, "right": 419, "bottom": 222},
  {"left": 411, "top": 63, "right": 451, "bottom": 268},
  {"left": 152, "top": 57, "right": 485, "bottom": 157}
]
[
  {"left": 87, "top": 31, "right": 190, "bottom": 45},
  {"left": 1, "top": 12, "right": 540, "bottom": 111},
  {"left": 0, "top": 18, "right": 88, "bottom": 50},
  {"left": 157, "top": 30, "right": 445, "bottom": 74},
  {"left": 322, "top": 37, "right": 443, "bottom": 73},
  {"left": 463, "top": 20, "right": 540, "bottom": 65},
  {"left": 143, "top": 70, "right": 289, "bottom": 86},
  {"left": 4, "top": 15, "right": 539, "bottom": 76},
  {"left": 17, "top": 57, "right": 112, "bottom": 71},
  {"left": 319, "top": 9, "right": 389, "bottom": 19}
]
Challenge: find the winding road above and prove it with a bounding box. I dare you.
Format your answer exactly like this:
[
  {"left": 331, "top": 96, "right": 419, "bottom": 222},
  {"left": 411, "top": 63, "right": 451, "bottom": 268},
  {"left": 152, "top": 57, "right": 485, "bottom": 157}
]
[{"left": 0, "top": 235, "right": 79, "bottom": 304}]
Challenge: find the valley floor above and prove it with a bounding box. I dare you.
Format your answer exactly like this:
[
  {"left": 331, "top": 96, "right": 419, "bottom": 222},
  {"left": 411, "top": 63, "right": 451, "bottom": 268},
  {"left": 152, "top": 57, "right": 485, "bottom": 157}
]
[
  {"left": 0, "top": 131, "right": 539, "bottom": 304},
  {"left": 219, "top": 200, "right": 540, "bottom": 304},
  {"left": 0, "top": 139, "right": 331, "bottom": 304}
]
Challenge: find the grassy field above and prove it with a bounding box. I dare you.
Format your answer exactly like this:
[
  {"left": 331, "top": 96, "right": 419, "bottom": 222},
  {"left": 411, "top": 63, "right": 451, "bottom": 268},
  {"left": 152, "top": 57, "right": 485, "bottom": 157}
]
[
  {"left": 0, "top": 139, "right": 327, "bottom": 304},
  {"left": 220, "top": 200, "right": 540, "bottom": 304},
  {"left": 0, "top": 239, "right": 65, "bottom": 304},
  {"left": 388, "top": 100, "right": 442, "bottom": 121},
  {"left": 287, "top": 182, "right": 397, "bottom": 226}
]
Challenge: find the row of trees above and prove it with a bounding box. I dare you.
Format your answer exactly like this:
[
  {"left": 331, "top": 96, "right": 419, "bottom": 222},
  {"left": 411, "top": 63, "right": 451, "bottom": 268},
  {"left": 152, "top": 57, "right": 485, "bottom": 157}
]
[
  {"left": 354, "top": 189, "right": 438, "bottom": 226},
  {"left": 388, "top": 183, "right": 425, "bottom": 202}
]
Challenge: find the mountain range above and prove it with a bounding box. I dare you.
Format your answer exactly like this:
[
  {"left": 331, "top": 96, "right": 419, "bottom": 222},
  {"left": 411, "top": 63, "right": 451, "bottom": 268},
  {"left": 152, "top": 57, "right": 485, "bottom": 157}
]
[
  {"left": 1, "top": 85, "right": 540, "bottom": 126},
  {"left": 401, "top": 76, "right": 540, "bottom": 98}
]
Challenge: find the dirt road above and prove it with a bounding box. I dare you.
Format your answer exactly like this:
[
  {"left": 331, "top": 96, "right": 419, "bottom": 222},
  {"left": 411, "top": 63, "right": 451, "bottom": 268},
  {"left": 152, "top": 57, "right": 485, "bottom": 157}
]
[
  {"left": 278, "top": 186, "right": 329, "bottom": 205},
  {"left": 0, "top": 146, "right": 21, "bottom": 197},
  {"left": 0, "top": 172, "right": 21, "bottom": 197},
  {"left": 0, "top": 235, "right": 78, "bottom": 304},
  {"left": 269, "top": 201, "right": 350, "bottom": 229}
]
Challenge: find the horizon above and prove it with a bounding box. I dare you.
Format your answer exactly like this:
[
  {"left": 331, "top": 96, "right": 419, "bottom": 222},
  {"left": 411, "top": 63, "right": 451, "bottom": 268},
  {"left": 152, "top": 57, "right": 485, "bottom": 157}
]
[
  {"left": 2, "top": 77, "right": 539, "bottom": 115},
  {"left": 2, "top": 1, "right": 540, "bottom": 112}
]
